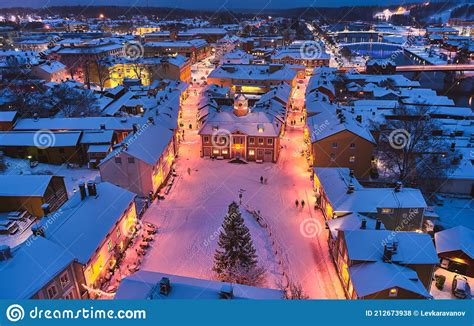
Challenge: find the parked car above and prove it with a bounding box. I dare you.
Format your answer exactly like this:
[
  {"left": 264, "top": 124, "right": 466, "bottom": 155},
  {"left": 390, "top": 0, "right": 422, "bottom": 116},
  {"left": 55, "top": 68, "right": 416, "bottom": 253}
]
[{"left": 452, "top": 275, "right": 471, "bottom": 299}]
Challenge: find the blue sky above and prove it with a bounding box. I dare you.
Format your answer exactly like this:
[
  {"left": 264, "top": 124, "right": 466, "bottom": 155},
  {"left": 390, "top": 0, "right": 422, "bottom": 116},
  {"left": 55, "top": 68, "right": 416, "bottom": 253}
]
[{"left": 0, "top": 0, "right": 427, "bottom": 9}]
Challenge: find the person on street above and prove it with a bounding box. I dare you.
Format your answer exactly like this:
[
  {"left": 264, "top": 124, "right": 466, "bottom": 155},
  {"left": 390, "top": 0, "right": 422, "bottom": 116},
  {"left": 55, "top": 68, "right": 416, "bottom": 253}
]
[
  {"left": 295, "top": 199, "right": 299, "bottom": 208},
  {"left": 301, "top": 200, "right": 305, "bottom": 209},
  {"left": 187, "top": 167, "right": 191, "bottom": 175},
  {"left": 260, "top": 176, "right": 264, "bottom": 184}
]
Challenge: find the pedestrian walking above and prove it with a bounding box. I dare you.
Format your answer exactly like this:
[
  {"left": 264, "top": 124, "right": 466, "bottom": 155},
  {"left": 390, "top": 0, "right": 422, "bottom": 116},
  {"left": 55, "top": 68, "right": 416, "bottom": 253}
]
[
  {"left": 295, "top": 199, "right": 299, "bottom": 208},
  {"left": 260, "top": 176, "right": 264, "bottom": 184},
  {"left": 187, "top": 167, "right": 191, "bottom": 175},
  {"left": 189, "top": 123, "right": 192, "bottom": 129},
  {"left": 301, "top": 200, "right": 305, "bottom": 209}
]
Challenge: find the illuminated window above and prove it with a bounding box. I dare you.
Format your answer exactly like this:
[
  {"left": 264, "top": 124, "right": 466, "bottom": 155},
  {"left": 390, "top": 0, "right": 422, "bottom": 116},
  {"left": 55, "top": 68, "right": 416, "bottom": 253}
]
[
  {"left": 222, "top": 149, "right": 228, "bottom": 155},
  {"left": 389, "top": 288, "right": 398, "bottom": 297},
  {"left": 349, "top": 155, "right": 355, "bottom": 163},
  {"left": 258, "top": 138, "right": 264, "bottom": 145},
  {"left": 249, "top": 149, "right": 255, "bottom": 156},
  {"left": 213, "top": 149, "right": 220, "bottom": 155},
  {"left": 332, "top": 142, "right": 338, "bottom": 148},
  {"left": 116, "top": 228, "right": 121, "bottom": 238},
  {"left": 381, "top": 208, "right": 394, "bottom": 214},
  {"left": 108, "top": 240, "right": 113, "bottom": 252},
  {"left": 267, "top": 138, "right": 273, "bottom": 145},
  {"left": 330, "top": 153, "right": 336, "bottom": 161}
]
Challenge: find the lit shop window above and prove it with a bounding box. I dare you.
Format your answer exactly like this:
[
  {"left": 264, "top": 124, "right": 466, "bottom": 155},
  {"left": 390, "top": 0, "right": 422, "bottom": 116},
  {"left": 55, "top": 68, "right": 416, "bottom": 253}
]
[
  {"left": 389, "top": 288, "right": 398, "bottom": 297},
  {"left": 249, "top": 150, "right": 255, "bottom": 156}
]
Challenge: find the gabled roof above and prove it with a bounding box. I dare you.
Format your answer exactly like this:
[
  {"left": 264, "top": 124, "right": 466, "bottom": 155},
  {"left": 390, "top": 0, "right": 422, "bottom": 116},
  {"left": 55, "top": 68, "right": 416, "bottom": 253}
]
[
  {"left": 42, "top": 182, "right": 135, "bottom": 265},
  {"left": 435, "top": 225, "right": 474, "bottom": 259},
  {"left": 327, "top": 213, "right": 385, "bottom": 238},
  {"left": 115, "top": 270, "right": 283, "bottom": 300},
  {"left": 0, "top": 175, "right": 58, "bottom": 197},
  {"left": 344, "top": 229, "right": 439, "bottom": 265},
  {"left": 349, "top": 262, "right": 431, "bottom": 298},
  {"left": 0, "top": 237, "right": 75, "bottom": 299}
]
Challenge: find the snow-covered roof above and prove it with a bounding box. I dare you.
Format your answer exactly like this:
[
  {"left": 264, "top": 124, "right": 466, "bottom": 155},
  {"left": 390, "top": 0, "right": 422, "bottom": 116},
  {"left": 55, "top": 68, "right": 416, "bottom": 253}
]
[
  {"left": 208, "top": 64, "right": 297, "bottom": 82},
  {"left": 344, "top": 229, "right": 438, "bottom": 264},
  {"left": 42, "top": 182, "right": 135, "bottom": 265},
  {"left": 14, "top": 117, "right": 144, "bottom": 132},
  {"left": 0, "top": 237, "right": 75, "bottom": 299},
  {"left": 0, "top": 131, "right": 82, "bottom": 147},
  {"left": 101, "top": 122, "right": 173, "bottom": 166},
  {"left": 80, "top": 130, "right": 114, "bottom": 144},
  {"left": 115, "top": 270, "right": 283, "bottom": 299},
  {"left": 0, "top": 111, "right": 17, "bottom": 122},
  {"left": 307, "top": 110, "right": 375, "bottom": 144},
  {"left": 327, "top": 213, "right": 385, "bottom": 238},
  {"left": 314, "top": 167, "right": 427, "bottom": 214},
  {"left": 0, "top": 175, "right": 58, "bottom": 197},
  {"left": 435, "top": 225, "right": 474, "bottom": 259},
  {"left": 36, "top": 61, "right": 66, "bottom": 74},
  {"left": 349, "top": 262, "right": 431, "bottom": 298}
]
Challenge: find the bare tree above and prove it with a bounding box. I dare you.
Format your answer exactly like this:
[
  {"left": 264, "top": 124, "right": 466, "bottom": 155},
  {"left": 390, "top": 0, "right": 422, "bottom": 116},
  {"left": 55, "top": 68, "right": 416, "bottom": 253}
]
[{"left": 373, "top": 105, "right": 459, "bottom": 193}]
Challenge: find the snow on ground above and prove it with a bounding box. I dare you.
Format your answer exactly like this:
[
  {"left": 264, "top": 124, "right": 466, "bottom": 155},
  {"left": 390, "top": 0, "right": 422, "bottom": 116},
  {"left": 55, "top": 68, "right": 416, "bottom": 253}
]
[
  {"left": 140, "top": 74, "right": 345, "bottom": 298},
  {"left": 3, "top": 157, "right": 99, "bottom": 196},
  {"left": 431, "top": 267, "right": 473, "bottom": 300}
]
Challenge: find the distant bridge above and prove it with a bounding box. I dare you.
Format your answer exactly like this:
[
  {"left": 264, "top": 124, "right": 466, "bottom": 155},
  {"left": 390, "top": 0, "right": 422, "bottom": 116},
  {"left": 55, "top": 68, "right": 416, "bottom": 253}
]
[
  {"left": 396, "top": 64, "right": 474, "bottom": 72},
  {"left": 338, "top": 42, "right": 404, "bottom": 48}
]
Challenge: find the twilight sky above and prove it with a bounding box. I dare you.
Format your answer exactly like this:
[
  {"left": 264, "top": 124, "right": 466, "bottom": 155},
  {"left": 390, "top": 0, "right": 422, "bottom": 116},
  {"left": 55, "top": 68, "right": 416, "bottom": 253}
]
[{"left": 0, "top": 0, "right": 428, "bottom": 10}]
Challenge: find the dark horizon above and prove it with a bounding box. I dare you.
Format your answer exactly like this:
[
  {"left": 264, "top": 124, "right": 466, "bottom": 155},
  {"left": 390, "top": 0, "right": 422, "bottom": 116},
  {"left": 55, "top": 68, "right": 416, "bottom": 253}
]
[{"left": 0, "top": 0, "right": 451, "bottom": 10}]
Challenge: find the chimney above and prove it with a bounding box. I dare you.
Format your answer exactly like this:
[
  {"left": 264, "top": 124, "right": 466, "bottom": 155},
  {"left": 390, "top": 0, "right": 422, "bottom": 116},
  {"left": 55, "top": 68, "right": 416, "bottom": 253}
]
[
  {"left": 375, "top": 219, "right": 382, "bottom": 230},
  {"left": 356, "top": 115, "right": 362, "bottom": 123},
  {"left": 41, "top": 203, "right": 50, "bottom": 216},
  {"left": 148, "top": 117, "right": 155, "bottom": 125},
  {"left": 79, "top": 182, "right": 86, "bottom": 200},
  {"left": 159, "top": 277, "right": 171, "bottom": 296},
  {"left": 100, "top": 123, "right": 106, "bottom": 130},
  {"left": 347, "top": 183, "right": 355, "bottom": 194},
  {"left": 395, "top": 181, "right": 402, "bottom": 192},
  {"left": 87, "top": 181, "right": 97, "bottom": 197},
  {"left": 383, "top": 244, "right": 393, "bottom": 262},
  {"left": 360, "top": 218, "right": 367, "bottom": 229},
  {"left": 0, "top": 245, "right": 12, "bottom": 261},
  {"left": 219, "top": 284, "right": 234, "bottom": 299}
]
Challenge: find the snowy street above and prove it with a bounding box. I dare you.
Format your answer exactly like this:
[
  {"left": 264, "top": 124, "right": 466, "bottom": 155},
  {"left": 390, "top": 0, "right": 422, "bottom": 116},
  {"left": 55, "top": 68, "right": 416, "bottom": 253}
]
[{"left": 140, "top": 65, "right": 345, "bottom": 298}]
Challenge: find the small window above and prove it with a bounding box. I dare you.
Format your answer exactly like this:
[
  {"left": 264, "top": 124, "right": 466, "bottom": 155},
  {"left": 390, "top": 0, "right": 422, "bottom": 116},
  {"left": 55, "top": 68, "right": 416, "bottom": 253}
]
[
  {"left": 258, "top": 138, "right": 264, "bottom": 145},
  {"left": 128, "top": 157, "right": 135, "bottom": 164},
  {"left": 203, "top": 136, "right": 209, "bottom": 143},
  {"left": 381, "top": 208, "right": 393, "bottom": 214},
  {"left": 350, "top": 143, "right": 356, "bottom": 149},
  {"left": 108, "top": 240, "right": 113, "bottom": 252},
  {"left": 332, "top": 142, "right": 338, "bottom": 148},
  {"left": 389, "top": 288, "right": 398, "bottom": 297},
  {"left": 267, "top": 138, "right": 273, "bottom": 145},
  {"left": 60, "top": 272, "right": 70, "bottom": 288},
  {"left": 115, "top": 157, "right": 122, "bottom": 164},
  {"left": 63, "top": 290, "right": 75, "bottom": 300},
  {"left": 349, "top": 155, "right": 356, "bottom": 163},
  {"left": 249, "top": 137, "right": 255, "bottom": 145},
  {"left": 116, "top": 228, "right": 121, "bottom": 238},
  {"left": 249, "top": 149, "right": 255, "bottom": 156},
  {"left": 222, "top": 149, "right": 228, "bottom": 155},
  {"left": 47, "top": 285, "right": 58, "bottom": 299},
  {"left": 330, "top": 153, "right": 336, "bottom": 161}
]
